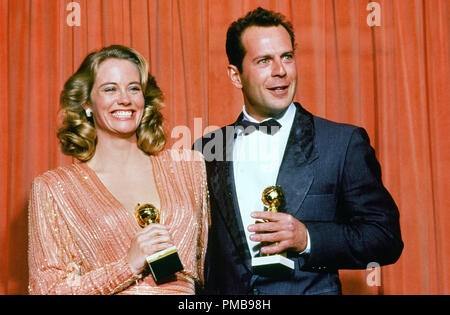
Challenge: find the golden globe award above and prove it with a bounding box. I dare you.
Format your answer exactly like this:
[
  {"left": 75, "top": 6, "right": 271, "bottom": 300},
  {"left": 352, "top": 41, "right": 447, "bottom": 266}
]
[
  {"left": 135, "top": 203, "right": 184, "bottom": 282},
  {"left": 251, "top": 186, "right": 295, "bottom": 277}
]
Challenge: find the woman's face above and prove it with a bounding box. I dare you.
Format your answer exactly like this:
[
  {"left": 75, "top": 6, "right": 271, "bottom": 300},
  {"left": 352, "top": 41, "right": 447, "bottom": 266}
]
[{"left": 88, "top": 58, "right": 145, "bottom": 140}]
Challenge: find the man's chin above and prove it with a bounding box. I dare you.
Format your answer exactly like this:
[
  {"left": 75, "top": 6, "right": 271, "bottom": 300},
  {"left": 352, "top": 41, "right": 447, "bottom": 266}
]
[{"left": 266, "top": 98, "right": 293, "bottom": 115}]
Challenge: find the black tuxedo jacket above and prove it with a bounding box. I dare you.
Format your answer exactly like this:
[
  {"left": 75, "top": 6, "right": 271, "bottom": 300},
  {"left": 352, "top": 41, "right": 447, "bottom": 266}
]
[{"left": 194, "top": 103, "right": 403, "bottom": 295}]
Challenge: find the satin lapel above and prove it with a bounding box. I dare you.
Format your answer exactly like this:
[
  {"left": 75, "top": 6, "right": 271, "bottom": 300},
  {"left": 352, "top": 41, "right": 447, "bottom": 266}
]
[
  {"left": 276, "top": 103, "right": 318, "bottom": 217},
  {"left": 209, "top": 121, "right": 252, "bottom": 272}
]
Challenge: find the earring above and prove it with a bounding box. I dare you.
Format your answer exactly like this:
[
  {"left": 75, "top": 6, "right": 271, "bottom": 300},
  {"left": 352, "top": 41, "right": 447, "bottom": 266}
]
[{"left": 85, "top": 108, "right": 92, "bottom": 117}]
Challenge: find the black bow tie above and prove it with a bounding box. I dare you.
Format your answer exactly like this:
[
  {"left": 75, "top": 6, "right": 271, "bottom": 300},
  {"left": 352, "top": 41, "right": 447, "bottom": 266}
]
[{"left": 236, "top": 118, "right": 282, "bottom": 135}]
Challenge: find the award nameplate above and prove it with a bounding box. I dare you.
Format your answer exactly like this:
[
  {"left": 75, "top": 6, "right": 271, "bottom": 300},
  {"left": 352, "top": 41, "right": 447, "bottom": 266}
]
[
  {"left": 135, "top": 203, "right": 184, "bottom": 282},
  {"left": 251, "top": 186, "right": 295, "bottom": 277}
]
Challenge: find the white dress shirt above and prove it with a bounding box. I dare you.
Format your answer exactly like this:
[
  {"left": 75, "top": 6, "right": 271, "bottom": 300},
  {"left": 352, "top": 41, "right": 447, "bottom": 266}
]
[{"left": 233, "top": 103, "right": 310, "bottom": 258}]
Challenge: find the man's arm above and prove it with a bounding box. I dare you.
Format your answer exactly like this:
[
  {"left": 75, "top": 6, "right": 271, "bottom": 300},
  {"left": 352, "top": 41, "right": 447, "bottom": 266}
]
[
  {"left": 302, "top": 127, "right": 403, "bottom": 270},
  {"left": 248, "top": 128, "right": 403, "bottom": 270}
]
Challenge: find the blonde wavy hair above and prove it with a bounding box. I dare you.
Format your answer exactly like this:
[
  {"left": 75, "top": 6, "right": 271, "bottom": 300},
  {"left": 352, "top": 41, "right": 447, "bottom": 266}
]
[{"left": 57, "top": 45, "right": 166, "bottom": 162}]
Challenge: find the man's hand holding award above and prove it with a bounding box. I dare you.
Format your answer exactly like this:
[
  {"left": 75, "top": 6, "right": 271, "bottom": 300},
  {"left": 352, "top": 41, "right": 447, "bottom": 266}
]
[{"left": 249, "top": 186, "right": 297, "bottom": 277}]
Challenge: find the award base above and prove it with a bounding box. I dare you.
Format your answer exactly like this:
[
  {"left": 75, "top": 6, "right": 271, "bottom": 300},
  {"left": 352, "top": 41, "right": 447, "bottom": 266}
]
[
  {"left": 146, "top": 246, "right": 184, "bottom": 282},
  {"left": 252, "top": 255, "right": 294, "bottom": 278}
]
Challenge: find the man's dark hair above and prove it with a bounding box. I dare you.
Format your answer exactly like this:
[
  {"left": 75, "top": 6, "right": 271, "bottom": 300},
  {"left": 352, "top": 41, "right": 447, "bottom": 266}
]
[{"left": 226, "top": 7, "right": 296, "bottom": 73}]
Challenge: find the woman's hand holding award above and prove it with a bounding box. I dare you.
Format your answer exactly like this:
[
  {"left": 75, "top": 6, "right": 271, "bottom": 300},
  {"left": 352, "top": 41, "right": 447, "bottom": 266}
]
[{"left": 135, "top": 203, "right": 184, "bottom": 282}]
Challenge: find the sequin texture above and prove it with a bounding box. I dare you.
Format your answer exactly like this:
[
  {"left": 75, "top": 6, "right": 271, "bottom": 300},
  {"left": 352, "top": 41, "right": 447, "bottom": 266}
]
[{"left": 28, "top": 150, "right": 210, "bottom": 295}]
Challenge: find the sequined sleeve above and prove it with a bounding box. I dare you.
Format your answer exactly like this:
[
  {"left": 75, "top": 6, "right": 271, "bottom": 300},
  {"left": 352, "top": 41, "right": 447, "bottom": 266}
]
[
  {"left": 28, "top": 177, "right": 140, "bottom": 295},
  {"left": 193, "top": 151, "right": 211, "bottom": 289}
]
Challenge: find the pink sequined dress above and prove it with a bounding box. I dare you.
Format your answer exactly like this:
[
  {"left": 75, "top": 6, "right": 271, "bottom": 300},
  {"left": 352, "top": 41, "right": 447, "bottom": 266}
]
[{"left": 28, "top": 150, "right": 210, "bottom": 295}]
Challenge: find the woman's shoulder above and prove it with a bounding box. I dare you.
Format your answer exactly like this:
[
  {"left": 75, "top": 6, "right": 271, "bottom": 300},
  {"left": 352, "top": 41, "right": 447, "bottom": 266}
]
[{"left": 32, "top": 163, "right": 84, "bottom": 187}]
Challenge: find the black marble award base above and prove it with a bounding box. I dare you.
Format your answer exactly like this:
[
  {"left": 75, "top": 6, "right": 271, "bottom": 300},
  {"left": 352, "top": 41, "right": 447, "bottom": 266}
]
[
  {"left": 146, "top": 246, "right": 184, "bottom": 282},
  {"left": 252, "top": 255, "right": 294, "bottom": 278}
]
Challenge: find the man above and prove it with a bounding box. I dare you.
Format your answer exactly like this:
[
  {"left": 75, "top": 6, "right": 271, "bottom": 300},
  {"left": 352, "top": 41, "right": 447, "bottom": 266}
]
[{"left": 194, "top": 7, "right": 403, "bottom": 295}]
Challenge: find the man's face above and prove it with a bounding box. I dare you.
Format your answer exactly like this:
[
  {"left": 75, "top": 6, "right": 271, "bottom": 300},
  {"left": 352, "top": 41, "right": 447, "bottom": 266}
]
[{"left": 229, "top": 26, "right": 298, "bottom": 121}]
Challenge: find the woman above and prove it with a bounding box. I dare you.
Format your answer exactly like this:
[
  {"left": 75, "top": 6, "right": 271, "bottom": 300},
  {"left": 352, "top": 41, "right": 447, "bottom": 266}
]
[{"left": 28, "top": 45, "right": 209, "bottom": 295}]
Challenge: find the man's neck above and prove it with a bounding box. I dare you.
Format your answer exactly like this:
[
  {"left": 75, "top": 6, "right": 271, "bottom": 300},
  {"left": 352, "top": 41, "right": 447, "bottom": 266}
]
[{"left": 242, "top": 102, "right": 294, "bottom": 123}]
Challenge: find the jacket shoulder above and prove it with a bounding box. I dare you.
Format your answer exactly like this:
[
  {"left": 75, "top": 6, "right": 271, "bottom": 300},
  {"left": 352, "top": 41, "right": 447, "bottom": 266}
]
[
  {"left": 313, "top": 115, "right": 359, "bottom": 134},
  {"left": 312, "top": 116, "right": 370, "bottom": 144}
]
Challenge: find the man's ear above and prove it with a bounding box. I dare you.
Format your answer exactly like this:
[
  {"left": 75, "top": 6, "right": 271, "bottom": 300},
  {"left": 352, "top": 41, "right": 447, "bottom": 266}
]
[{"left": 227, "top": 64, "right": 243, "bottom": 89}]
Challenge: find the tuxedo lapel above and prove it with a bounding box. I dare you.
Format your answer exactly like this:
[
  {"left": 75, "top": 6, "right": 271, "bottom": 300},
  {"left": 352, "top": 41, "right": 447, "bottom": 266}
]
[
  {"left": 276, "top": 103, "right": 318, "bottom": 217},
  {"left": 207, "top": 104, "right": 317, "bottom": 273},
  {"left": 208, "top": 122, "right": 252, "bottom": 272}
]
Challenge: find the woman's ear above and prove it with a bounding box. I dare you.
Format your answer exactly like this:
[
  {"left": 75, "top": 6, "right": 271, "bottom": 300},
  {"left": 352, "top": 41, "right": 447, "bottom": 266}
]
[{"left": 81, "top": 104, "right": 93, "bottom": 117}]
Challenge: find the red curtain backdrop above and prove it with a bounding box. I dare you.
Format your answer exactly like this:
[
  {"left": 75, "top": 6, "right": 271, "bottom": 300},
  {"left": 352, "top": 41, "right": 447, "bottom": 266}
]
[{"left": 1, "top": 0, "right": 449, "bottom": 295}]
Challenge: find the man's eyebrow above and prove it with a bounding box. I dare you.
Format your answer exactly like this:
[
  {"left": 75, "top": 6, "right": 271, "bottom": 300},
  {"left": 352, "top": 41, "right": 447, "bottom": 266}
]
[
  {"left": 252, "top": 50, "right": 295, "bottom": 61},
  {"left": 252, "top": 54, "right": 272, "bottom": 62},
  {"left": 282, "top": 50, "right": 295, "bottom": 55}
]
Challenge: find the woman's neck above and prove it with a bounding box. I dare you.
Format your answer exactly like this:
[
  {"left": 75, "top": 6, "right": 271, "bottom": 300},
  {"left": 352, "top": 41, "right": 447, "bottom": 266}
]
[{"left": 86, "top": 135, "right": 149, "bottom": 174}]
